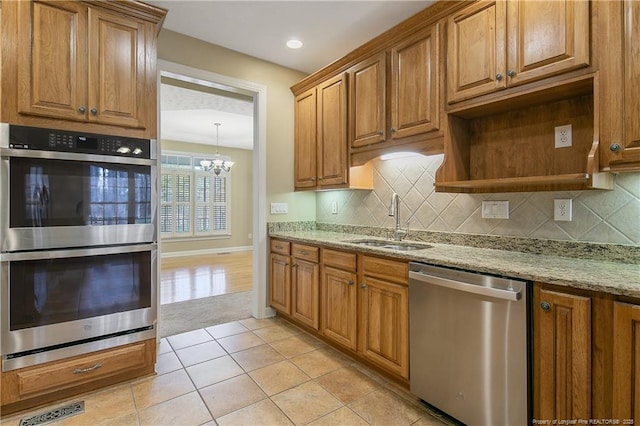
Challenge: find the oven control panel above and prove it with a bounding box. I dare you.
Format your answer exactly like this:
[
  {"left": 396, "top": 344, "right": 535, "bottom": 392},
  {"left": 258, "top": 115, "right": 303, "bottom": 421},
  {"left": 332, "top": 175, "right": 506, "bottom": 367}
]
[{"left": 7, "top": 125, "right": 152, "bottom": 159}]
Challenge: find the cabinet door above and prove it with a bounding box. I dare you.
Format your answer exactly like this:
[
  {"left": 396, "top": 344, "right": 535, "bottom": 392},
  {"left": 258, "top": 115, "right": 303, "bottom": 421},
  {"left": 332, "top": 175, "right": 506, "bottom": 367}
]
[
  {"left": 17, "top": 1, "right": 88, "bottom": 121},
  {"left": 619, "top": 0, "right": 640, "bottom": 169},
  {"left": 506, "top": 0, "right": 589, "bottom": 86},
  {"left": 391, "top": 24, "right": 440, "bottom": 140},
  {"left": 534, "top": 287, "right": 591, "bottom": 420},
  {"left": 447, "top": 0, "right": 506, "bottom": 103},
  {"left": 321, "top": 266, "right": 357, "bottom": 350},
  {"left": 294, "top": 87, "right": 317, "bottom": 189},
  {"left": 613, "top": 301, "right": 640, "bottom": 422},
  {"left": 269, "top": 253, "right": 291, "bottom": 315},
  {"left": 291, "top": 258, "right": 319, "bottom": 329},
  {"left": 349, "top": 53, "right": 386, "bottom": 148},
  {"left": 317, "top": 73, "right": 348, "bottom": 187},
  {"left": 360, "top": 277, "right": 408, "bottom": 379},
  {"left": 87, "top": 7, "right": 146, "bottom": 129}
]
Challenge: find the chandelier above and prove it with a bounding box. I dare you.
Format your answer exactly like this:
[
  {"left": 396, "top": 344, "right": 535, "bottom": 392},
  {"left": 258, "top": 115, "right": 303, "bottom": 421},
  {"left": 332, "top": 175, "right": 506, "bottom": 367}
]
[{"left": 200, "top": 122, "right": 234, "bottom": 175}]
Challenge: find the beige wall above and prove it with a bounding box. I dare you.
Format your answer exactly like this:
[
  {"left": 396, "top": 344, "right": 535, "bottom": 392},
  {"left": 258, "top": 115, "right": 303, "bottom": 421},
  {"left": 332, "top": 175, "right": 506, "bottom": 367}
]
[
  {"left": 160, "top": 139, "right": 253, "bottom": 254},
  {"left": 158, "top": 30, "right": 316, "bottom": 229}
]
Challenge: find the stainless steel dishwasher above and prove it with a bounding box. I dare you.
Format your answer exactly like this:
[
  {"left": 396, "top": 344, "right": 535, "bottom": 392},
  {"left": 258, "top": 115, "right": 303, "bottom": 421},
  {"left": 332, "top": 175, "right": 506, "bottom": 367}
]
[{"left": 409, "top": 262, "right": 530, "bottom": 426}]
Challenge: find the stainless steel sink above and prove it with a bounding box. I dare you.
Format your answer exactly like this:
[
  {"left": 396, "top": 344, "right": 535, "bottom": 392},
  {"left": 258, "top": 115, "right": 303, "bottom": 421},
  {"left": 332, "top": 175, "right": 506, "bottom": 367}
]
[{"left": 343, "top": 239, "right": 433, "bottom": 251}]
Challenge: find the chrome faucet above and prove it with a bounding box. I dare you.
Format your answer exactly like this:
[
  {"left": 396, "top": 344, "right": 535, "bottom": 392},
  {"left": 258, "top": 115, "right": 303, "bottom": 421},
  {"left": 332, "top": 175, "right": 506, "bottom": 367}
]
[{"left": 388, "top": 192, "right": 407, "bottom": 241}]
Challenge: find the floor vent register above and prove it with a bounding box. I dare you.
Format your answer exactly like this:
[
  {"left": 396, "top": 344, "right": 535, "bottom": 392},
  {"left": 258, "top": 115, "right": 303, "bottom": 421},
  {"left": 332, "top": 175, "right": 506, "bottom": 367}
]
[{"left": 19, "top": 401, "right": 85, "bottom": 426}]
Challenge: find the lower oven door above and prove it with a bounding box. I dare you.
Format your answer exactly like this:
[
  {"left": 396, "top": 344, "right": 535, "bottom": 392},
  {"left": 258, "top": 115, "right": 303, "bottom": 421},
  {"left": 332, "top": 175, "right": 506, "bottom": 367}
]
[{"left": 1, "top": 244, "right": 157, "bottom": 362}]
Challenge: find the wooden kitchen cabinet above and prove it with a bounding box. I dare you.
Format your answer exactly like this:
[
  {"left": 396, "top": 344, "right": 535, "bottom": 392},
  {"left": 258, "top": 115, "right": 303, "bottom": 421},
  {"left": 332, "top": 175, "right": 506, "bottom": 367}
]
[
  {"left": 359, "top": 256, "right": 409, "bottom": 380},
  {"left": 612, "top": 301, "right": 640, "bottom": 422},
  {"left": 599, "top": 0, "right": 640, "bottom": 172},
  {"left": 1, "top": 339, "right": 155, "bottom": 415},
  {"left": 447, "top": 0, "right": 590, "bottom": 104},
  {"left": 390, "top": 24, "right": 440, "bottom": 141},
  {"left": 321, "top": 249, "right": 358, "bottom": 351},
  {"left": 349, "top": 53, "right": 387, "bottom": 149},
  {"left": 291, "top": 244, "right": 320, "bottom": 330},
  {"left": 294, "top": 73, "right": 372, "bottom": 191},
  {"left": 269, "top": 240, "right": 291, "bottom": 315},
  {"left": 2, "top": 0, "right": 164, "bottom": 138},
  {"left": 533, "top": 285, "right": 591, "bottom": 420},
  {"left": 349, "top": 23, "right": 441, "bottom": 154}
]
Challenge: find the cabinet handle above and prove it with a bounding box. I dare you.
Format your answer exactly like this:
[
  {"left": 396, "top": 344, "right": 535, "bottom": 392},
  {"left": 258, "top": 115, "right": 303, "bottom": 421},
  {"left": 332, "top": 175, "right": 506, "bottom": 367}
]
[
  {"left": 90, "top": 107, "right": 98, "bottom": 115},
  {"left": 360, "top": 283, "right": 367, "bottom": 289},
  {"left": 73, "top": 363, "right": 103, "bottom": 374},
  {"left": 78, "top": 106, "right": 86, "bottom": 113},
  {"left": 311, "top": 177, "right": 316, "bottom": 181},
  {"left": 348, "top": 280, "right": 354, "bottom": 286},
  {"left": 540, "top": 301, "right": 551, "bottom": 311},
  {"left": 610, "top": 143, "right": 621, "bottom": 152},
  {"left": 285, "top": 262, "right": 289, "bottom": 266},
  {"left": 299, "top": 250, "right": 309, "bottom": 255},
  {"left": 317, "top": 177, "right": 323, "bottom": 180},
  {"left": 292, "top": 263, "right": 297, "bottom": 267},
  {"left": 495, "top": 73, "right": 503, "bottom": 81},
  {"left": 507, "top": 70, "right": 516, "bottom": 78}
]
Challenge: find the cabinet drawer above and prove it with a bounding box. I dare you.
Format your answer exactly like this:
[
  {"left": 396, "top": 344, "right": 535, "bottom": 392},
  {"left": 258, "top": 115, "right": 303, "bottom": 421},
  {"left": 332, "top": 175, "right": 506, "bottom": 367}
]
[
  {"left": 271, "top": 239, "right": 291, "bottom": 255},
  {"left": 292, "top": 244, "right": 319, "bottom": 262},
  {"left": 322, "top": 249, "right": 356, "bottom": 271},
  {"left": 361, "top": 256, "right": 408, "bottom": 285},
  {"left": 11, "top": 341, "right": 151, "bottom": 400}
]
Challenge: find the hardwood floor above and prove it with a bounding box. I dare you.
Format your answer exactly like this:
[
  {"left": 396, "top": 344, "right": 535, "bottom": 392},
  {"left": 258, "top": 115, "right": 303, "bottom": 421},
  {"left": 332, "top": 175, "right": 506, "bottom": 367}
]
[{"left": 160, "top": 251, "right": 253, "bottom": 305}]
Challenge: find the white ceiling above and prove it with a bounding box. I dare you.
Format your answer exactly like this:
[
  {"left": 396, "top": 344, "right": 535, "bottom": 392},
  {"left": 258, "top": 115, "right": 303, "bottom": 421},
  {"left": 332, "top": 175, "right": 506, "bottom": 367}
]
[{"left": 154, "top": 0, "right": 435, "bottom": 150}]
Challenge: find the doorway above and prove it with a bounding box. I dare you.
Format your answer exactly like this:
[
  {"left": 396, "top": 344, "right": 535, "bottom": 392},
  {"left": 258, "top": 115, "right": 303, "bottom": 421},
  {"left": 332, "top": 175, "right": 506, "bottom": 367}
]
[{"left": 158, "top": 60, "right": 270, "bottom": 332}]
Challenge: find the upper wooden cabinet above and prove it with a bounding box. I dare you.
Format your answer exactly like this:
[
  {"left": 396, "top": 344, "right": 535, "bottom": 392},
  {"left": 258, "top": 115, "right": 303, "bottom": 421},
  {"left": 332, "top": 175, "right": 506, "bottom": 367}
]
[
  {"left": 447, "top": 0, "right": 590, "bottom": 104},
  {"left": 600, "top": 0, "right": 640, "bottom": 172},
  {"left": 391, "top": 25, "right": 440, "bottom": 140},
  {"left": 349, "top": 24, "right": 442, "bottom": 154},
  {"left": 1, "top": 0, "right": 165, "bottom": 139},
  {"left": 294, "top": 73, "right": 373, "bottom": 191}
]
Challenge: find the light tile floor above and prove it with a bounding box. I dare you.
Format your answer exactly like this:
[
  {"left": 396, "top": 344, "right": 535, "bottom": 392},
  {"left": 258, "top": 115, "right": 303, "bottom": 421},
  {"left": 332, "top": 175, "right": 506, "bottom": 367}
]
[{"left": 1, "top": 317, "right": 451, "bottom": 426}]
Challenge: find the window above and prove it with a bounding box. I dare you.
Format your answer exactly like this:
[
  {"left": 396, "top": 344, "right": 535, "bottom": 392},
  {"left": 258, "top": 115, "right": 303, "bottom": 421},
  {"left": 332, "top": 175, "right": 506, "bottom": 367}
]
[{"left": 160, "top": 153, "right": 230, "bottom": 238}]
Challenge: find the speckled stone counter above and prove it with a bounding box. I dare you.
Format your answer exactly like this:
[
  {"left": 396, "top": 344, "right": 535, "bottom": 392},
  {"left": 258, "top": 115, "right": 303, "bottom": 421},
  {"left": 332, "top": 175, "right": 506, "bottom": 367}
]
[{"left": 268, "top": 229, "right": 640, "bottom": 299}]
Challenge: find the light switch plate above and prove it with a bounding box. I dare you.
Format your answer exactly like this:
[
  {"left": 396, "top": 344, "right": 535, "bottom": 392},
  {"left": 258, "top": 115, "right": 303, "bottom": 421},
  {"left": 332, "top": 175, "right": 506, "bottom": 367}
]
[
  {"left": 482, "top": 201, "right": 509, "bottom": 219},
  {"left": 270, "top": 202, "right": 288, "bottom": 214},
  {"left": 331, "top": 201, "right": 338, "bottom": 214}
]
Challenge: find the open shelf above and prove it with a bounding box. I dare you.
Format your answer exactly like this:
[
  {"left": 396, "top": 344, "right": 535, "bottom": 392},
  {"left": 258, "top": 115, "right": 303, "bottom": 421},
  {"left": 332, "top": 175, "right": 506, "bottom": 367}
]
[{"left": 435, "top": 79, "right": 614, "bottom": 193}]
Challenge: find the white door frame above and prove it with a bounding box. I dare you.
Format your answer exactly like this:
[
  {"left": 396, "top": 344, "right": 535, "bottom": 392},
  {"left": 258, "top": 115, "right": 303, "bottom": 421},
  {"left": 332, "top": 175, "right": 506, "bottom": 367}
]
[{"left": 158, "top": 59, "right": 273, "bottom": 319}]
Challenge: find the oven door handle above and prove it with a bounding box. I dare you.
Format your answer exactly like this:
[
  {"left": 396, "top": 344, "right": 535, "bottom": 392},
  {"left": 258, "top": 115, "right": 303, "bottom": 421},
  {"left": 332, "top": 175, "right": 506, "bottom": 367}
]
[
  {"left": 0, "top": 243, "right": 157, "bottom": 261},
  {"left": 0, "top": 148, "right": 156, "bottom": 166}
]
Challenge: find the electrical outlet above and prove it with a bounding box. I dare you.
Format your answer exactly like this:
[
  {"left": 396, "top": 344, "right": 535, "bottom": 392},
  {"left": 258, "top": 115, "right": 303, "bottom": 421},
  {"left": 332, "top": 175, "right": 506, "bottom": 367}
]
[
  {"left": 331, "top": 201, "right": 338, "bottom": 214},
  {"left": 555, "top": 124, "right": 572, "bottom": 148},
  {"left": 554, "top": 199, "right": 573, "bottom": 221},
  {"left": 482, "top": 201, "right": 509, "bottom": 219}
]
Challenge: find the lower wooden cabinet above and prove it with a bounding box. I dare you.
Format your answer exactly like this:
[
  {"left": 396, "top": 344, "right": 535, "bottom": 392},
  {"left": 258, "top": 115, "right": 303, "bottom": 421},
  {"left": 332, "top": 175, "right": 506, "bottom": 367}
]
[
  {"left": 291, "top": 244, "right": 320, "bottom": 330},
  {"left": 533, "top": 285, "right": 591, "bottom": 420},
  {"left": 359, "top": 256, "right": 409, "bottom": 380},
  {"left": 269, "top": 252, "right": 291, "bottom": 315},
  {"left": 321, "top": 250, "right": 358, "bottom": 351},
  {"left": 613, "top": 301, "right": 640, "bottom": 422},
  {"left": 0, "top": 339, "right": 156, "bottom": 415}
]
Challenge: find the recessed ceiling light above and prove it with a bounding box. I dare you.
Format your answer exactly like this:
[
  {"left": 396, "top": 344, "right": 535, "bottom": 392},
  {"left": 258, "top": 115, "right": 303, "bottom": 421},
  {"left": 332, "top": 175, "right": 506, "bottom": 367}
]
[{"left": 286, "top": 39, "right": 303, "bottom": 49}]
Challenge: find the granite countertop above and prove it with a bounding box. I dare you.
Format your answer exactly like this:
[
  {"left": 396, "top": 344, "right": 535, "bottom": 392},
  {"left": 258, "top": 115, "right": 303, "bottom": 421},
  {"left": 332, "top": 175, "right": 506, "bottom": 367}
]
[{"left": 269, "top": 230, "right": 640, "bottom": 299}]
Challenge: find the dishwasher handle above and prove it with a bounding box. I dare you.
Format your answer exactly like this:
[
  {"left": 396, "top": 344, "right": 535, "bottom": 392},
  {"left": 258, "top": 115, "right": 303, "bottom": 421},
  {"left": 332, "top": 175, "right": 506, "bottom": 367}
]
[{"left": 409, "top": 270, "right": 522, "bottom": 302}]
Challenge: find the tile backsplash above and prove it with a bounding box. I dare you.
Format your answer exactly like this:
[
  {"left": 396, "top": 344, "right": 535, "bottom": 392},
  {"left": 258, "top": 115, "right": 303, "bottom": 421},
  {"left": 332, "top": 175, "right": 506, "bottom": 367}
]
[{"left": 316, "top": 154, "right": 640, "bottom": 245}]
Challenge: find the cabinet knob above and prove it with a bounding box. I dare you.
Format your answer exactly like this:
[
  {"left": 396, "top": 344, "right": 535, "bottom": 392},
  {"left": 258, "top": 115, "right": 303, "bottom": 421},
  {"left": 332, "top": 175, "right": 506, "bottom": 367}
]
[
  {"left": 540, "top": 301, "right": 551, "bottom": 311},
  {"left": 78, "top": 106, "right": 86, "bottom": 113},
  {"left": 610, "top": 143, "right": 621, "bottom": 152},
  {"left": 377, "top": 130, "right": 383, "bottom": 136},
  {"left": 495, "top": 73, "right": 503, "bottom": 81},
  {"left": 391, "top": 127, "right": 396, "bottom": 133},
  {"left": 311, "top": 177, "right": 316, "bottom": 181},
  {"left": 360, "top": 283, "right": 367, "bottom": 289},
  {"left": 348, "top": 280, "right": 354, "bottom": 286},
  {"left": 90, "top": 107, "right": 98, "bottom": 115},
  {"left": 318, "top": 177, "right": 323, "bottom": 180},
  {"left": 507, "top": 70, "right": 516, "bottom": 78}
]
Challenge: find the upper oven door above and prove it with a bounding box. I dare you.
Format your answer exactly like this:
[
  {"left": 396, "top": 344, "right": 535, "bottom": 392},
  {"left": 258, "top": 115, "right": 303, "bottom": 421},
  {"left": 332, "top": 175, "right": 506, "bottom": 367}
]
[{"left": 0, "top": 149, "right": 157, "bottom": 251}]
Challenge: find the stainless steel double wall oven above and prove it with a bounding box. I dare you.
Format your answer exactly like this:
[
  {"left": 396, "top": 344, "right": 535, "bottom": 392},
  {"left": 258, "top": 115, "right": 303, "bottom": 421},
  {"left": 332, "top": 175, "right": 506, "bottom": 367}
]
[{"left": 0, "top": 124, "right": 157, "bottom": 371}]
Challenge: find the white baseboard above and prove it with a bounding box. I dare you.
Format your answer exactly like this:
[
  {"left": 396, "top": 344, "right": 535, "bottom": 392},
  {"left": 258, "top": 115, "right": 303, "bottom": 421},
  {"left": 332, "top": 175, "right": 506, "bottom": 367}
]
[{"left": 161, "top": 245, "right": 252, "bottom": 259}]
